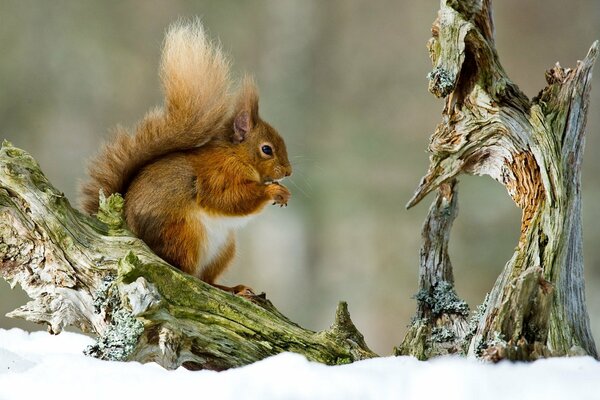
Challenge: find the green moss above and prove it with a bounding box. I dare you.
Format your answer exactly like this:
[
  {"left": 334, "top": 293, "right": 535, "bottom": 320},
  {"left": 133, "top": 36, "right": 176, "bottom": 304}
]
[
  {"left": 335, "top": 356, "right": 352, "bottom": 365},
  {"left": 394, "top": 319, "right": 430, "bottom": 359},
  {"left": 96, "top": 191, "right": 127, "bottom": 232},
  {"left": 4, "top": 148, "right": 21, "bottom": 159},
  {"left": 118, "top": 251, "right": 143, "bottom": 279}
]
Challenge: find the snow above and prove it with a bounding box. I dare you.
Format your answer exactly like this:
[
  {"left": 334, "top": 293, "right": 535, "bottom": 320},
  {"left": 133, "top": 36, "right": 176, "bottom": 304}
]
[{"left": 0, "top": 328, "right": 599, "bottom": 400}]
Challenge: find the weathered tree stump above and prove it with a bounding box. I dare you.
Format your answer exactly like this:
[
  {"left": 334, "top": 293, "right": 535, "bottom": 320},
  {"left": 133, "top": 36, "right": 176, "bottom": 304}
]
[
  {"left": 403, "top": 0, "right": 598, "bottom": 361},
  {"left": 0, "top": 142, "right": 376, "bottom": 370}
]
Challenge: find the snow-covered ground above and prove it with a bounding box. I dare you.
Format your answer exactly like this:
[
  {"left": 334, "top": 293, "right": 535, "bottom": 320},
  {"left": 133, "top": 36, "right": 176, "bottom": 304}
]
[{"left": 0, "top": 328, "right": 599, "bottom": 400}]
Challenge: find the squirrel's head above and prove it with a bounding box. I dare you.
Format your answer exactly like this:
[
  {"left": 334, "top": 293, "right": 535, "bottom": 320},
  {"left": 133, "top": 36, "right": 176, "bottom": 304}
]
[{"left": 231, "top": 77, "right": 292, "bottom": 184}]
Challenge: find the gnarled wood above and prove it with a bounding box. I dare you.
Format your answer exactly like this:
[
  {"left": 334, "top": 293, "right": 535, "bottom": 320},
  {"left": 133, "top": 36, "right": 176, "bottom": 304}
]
[
  {"left": 396, "top": 180, "right": 470, "bottom": 359},
  {"left": 0, "top": 142, "right": 376, "bottom": 370},
  {"left": 406, "top": 0, "right": 598, "bottom": 361}
]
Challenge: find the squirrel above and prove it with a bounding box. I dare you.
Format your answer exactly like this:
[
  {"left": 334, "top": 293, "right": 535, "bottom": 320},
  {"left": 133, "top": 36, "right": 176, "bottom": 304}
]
[{"left": 79, "top": 21, "right": 292, "bottom": 296}]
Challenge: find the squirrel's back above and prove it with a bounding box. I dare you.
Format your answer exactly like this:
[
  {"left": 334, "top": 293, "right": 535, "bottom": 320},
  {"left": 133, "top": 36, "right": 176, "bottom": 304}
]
[{"left": 80, "top": 20, "right": 232, "bottom": 214}]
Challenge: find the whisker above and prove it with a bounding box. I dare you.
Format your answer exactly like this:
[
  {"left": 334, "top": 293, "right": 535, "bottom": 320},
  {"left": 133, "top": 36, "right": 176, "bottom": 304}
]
[
  {"left": 312, "top": 164, "right": 325, "bottom": 173},
  {"left": 292, "top": 155, "right": 315, "bottom": 160},
  {"left": 290, "top": 161, "right": 312, "bottom": 184},
  {"left": 295, "top": 169, "right": 313, "bottom": 191},
  {"left": 290, "top": 155, "right": 317, "bottom": 167},
  {"left": 287, "top": 177, "right": 311, "bottom": 199}
]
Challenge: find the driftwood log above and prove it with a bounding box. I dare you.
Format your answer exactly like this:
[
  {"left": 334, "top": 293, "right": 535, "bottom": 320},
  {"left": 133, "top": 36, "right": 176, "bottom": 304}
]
[
  {"left": 0, "top": 142, "right": 375, "bottom": 370},
  {"left": 399, "top": 0, "right": 598, "bottom": 361}
]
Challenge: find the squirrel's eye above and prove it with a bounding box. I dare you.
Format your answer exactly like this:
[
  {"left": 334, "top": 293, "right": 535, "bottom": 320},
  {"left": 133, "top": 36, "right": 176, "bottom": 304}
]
[{"left": 261, "top": 145, "right": 273, "bottom": 156}]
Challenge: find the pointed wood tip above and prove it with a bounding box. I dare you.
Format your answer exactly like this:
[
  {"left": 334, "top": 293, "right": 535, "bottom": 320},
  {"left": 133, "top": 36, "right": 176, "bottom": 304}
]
[
  {"left": 325, "top": 301, "right": 378, "bottom": 361},
  {"left": 332, "top": 301, "right": 352, "bottom": 330},
  {"left": 406, "top": 192, "right": 423, "bottom": 210},
  {"left": 585, "top": 40, "right": 599, "bottom": 64},
  {"left": 406, "top": 173, "right": 438, "bottom": 209},
  {"left": 576, "top": 40, "right": 599, "bottom": 69}
]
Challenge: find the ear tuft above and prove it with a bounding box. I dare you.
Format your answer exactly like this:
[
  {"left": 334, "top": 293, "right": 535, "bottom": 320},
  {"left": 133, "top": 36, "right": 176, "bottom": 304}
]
[{"left": 232, "top": 75, "right": 259, "bottom": 143}]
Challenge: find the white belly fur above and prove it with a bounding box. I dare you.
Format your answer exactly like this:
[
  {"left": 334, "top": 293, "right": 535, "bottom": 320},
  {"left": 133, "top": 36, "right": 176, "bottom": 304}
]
[{"left": 196, "top": 212, "right": 255, "bottom": 267}]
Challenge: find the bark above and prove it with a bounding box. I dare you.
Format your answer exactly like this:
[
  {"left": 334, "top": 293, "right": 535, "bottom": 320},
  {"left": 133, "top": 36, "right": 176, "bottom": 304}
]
[
  {"left": 405, "top": 0, "right": 598, "bottom": 361},
  {"left": 0, "top": 142, "right": 376, "bottom": 370}
]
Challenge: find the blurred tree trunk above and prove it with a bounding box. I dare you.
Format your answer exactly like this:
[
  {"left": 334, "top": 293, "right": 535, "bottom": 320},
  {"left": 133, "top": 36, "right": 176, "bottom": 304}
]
[
  {"left": 404, "top": 0, "right": 598, "bottom": 361},
  {"left": 0, "top": 142, "right": 376, "bottom": 370}
]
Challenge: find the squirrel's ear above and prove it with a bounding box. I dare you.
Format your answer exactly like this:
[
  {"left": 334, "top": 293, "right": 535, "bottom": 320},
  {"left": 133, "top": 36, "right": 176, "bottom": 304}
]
[
  {"left": 232, "top": 76, "right": 259, "bottom": 143},
  {"left": 233, "top": 111, "right": 252, "bottom": 143}
]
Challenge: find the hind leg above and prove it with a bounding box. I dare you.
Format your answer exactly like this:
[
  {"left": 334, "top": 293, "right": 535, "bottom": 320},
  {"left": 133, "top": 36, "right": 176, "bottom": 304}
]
[{"left": 199, "top": 236, "right": 256, "bottom": 296}]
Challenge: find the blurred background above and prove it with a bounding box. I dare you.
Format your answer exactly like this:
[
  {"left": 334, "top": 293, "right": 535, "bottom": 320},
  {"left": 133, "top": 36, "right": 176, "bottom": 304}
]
[{"left": 1, "top": 0, "right": 599, "bottom": 356}]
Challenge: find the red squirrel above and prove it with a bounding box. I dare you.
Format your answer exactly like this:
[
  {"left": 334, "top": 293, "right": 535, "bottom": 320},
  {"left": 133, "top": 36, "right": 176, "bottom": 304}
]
[{"left": 80, "top": 21, "right": 292, "bottom": 295}]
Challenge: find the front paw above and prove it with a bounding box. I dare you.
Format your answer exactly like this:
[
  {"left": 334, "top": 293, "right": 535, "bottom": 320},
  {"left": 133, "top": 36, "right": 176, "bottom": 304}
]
[{"left": 266, "top": 183, "right": 291, "bottom": 207}]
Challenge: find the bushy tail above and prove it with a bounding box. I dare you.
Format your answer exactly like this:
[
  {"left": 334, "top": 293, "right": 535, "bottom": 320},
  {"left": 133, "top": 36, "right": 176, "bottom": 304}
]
[{"left": 80, "top": 20, "right": 232, "bottom": 213}]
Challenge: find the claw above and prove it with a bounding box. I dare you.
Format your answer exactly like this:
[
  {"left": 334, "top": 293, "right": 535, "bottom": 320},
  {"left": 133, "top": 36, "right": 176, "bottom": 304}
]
[{"left": 236, "top": 287, "right": 256, "bottom": 297}]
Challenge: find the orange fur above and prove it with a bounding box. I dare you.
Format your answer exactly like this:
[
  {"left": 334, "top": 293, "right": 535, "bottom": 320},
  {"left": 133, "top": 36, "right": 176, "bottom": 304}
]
[{"left": 80, "top": 20, "right": 292, "bottom": 293}]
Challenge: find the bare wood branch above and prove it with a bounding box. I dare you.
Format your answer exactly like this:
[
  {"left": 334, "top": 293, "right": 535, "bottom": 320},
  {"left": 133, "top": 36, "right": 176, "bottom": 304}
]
[{"left": 396, "top": 180, "right": 470, "bottom": 359}]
